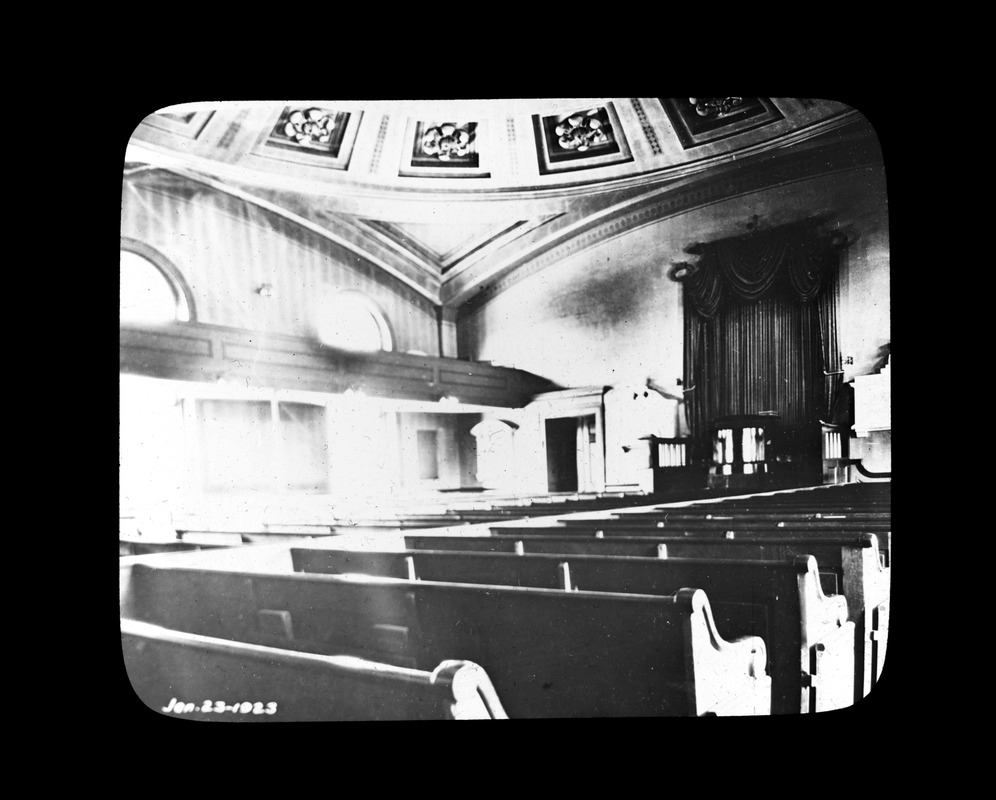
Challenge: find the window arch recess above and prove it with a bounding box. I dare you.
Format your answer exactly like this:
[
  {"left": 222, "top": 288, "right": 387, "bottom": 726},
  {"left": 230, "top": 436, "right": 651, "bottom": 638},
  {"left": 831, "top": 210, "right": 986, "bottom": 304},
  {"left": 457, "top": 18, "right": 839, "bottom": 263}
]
[
  {"left": 120, "top": 237, "right": 196, "bottom": 323},
  {"left": 316, "top": 290, "right": 394, "bottom": 353}
]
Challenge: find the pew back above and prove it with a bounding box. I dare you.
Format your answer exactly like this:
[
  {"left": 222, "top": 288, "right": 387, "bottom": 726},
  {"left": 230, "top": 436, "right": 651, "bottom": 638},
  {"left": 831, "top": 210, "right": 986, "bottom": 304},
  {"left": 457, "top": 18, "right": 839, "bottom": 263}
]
[
  {"left": 404, "top": 532, "right": 888, "bottom": 707},
  {"left": 122, "top": 618, "right": 507, "bottom": 720},
  {"left": 535, "top": 520, "right": 892, "bottom": 567},
  {"left": 292, "top": 548, "right": 853, "bottom": 713},
  {"left": 123, "top": 564, "right": 770, "bottom": 717}
]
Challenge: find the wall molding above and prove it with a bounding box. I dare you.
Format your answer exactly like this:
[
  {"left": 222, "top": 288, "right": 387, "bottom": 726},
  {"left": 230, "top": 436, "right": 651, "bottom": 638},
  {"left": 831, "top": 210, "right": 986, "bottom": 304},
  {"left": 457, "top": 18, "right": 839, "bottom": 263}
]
[
  {"left": 453, "top": 128, "right": 883, "bottom": 313},
  {"left": 120, "top": 321, "right": 555, "bottom": 408}
]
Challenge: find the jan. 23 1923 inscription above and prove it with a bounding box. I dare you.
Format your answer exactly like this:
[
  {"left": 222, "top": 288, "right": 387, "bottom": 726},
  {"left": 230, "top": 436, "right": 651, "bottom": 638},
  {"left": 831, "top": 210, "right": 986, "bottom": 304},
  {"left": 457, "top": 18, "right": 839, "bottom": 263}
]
[{"left": 162, "top": 697, "right": 278, "bottom": 716}]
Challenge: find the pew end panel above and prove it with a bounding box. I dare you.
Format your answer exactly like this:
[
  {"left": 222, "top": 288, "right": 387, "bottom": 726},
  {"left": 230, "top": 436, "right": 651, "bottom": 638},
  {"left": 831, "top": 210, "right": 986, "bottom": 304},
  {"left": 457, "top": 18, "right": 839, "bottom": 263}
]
[
  {"left": 841, "top": 535, "right": 891, "bottom": 704},
  {"left": 682, "top": 588, "right": 771, "bottom": 716},
  {"left": 794, "top": 555, "right": 854, "bottom": 713},
  {"left": 808, "top": 620, "right": 857, "bottom": 713},
  {"left": 872, "top": 599, "right": 889, "bottom": 688}
]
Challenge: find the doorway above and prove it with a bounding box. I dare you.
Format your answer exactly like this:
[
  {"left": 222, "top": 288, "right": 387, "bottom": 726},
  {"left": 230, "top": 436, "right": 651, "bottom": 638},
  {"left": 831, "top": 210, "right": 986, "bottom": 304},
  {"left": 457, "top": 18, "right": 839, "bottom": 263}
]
[{"left": 545, "top": 417, "right": 580, "bottom": 492}]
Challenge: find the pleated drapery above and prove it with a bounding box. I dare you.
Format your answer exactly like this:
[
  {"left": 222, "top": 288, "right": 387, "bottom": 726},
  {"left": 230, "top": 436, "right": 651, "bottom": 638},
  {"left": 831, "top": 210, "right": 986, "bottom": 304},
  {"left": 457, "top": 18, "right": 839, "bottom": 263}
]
[{"left": 682, "top": 222, "right": 843, "bottom": 437}]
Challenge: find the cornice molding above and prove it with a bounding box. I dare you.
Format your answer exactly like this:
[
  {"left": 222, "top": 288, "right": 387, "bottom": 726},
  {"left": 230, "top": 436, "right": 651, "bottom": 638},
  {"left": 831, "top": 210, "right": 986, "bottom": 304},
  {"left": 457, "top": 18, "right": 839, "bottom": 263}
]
[
  {"left": 450, "top": 125, "right": 883, "bottom": 312},
  {"left": 125, "top": 110, "right": 862, "bottom": 220},
  {"left": 119, "top": 320, "right": 556, "bottom": 407}
]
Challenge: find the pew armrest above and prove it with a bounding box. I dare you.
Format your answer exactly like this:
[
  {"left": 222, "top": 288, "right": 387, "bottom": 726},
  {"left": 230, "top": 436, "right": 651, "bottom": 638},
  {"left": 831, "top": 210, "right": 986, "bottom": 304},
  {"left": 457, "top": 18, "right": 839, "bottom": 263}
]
[
  {"left": 431, "top": 660, "right": 509, "bottom": 720},
  {"left": 681, "top": 588, "right": 771, "bottom": 716}
]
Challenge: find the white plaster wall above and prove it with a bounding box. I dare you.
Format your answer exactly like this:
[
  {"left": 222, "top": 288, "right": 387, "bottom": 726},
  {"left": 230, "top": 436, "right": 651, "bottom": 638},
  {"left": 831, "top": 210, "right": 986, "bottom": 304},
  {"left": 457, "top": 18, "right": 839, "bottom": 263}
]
[{"left": 460, "top": 166, "right": 890, "bottom": 392}]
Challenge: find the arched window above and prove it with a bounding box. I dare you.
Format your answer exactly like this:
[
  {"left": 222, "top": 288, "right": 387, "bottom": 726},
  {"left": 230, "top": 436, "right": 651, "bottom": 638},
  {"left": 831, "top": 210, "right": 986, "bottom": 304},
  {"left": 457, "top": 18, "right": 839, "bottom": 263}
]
[
  {"left": 120, "top": 242, "right": 193, "bottom": 323},
  {"left": 316, "top": 292, "right": 393, "bottom": 352}
]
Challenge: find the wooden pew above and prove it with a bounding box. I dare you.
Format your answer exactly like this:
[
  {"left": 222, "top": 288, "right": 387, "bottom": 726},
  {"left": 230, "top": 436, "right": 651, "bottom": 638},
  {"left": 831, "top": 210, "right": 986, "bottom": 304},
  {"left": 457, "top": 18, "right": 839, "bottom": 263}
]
[
  {"left": 405, "top": 531, "right": 889, "bottom": 706},
  {"left": 635, "top": 510, "right": 890, "bottom": 522},
  {"left": 120, "top": 540, "right": 233, "bottom": 557},
  {"left": 505, "top": 521, "right": 891, "bottom": 568},
  {"left": 704, "top": 500, "right": 891, "bottom": 510},
  {"left": 122, "top": 618, "right": 507, "bottom": 721},
  {"left": 292, "top": 548, "right": 853, "bottom": 714},
  {"left": 179, "top": 532, "right": 246, "bottom": 546},
  {"left": 177, "top": 530, "right": 335, "bottom": 544},
  {"left": 554, "top": 517, "right": 892, "bottom": 532},
  {"left": 707, "top": 494, "right": 890, "bottom": 512},
  {"left": 123, "top": 564, "right": 771, "bottom": 717}
]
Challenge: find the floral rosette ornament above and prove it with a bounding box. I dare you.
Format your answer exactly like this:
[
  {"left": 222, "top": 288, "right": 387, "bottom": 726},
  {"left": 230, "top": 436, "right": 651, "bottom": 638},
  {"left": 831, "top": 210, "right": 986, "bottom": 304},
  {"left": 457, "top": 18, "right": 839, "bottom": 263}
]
[
  {"left": 554, "top": 110, "right": 609, "bottom": 151},
  {"left": 283, "top": 108, "right": 337, "bottom": 145},
  {"left": 421, "top": 124, "right": 473, "bottom": 160},
  {"left": 688, "top": 98, "right": 744, "bottom": 118}
]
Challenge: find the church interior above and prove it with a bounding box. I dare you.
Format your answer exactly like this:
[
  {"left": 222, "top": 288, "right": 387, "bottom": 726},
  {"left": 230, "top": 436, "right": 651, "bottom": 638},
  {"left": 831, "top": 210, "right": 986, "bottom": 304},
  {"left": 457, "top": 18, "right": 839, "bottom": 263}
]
[{"left": 119, "top": 97, "right": 891, "bottom": 720}]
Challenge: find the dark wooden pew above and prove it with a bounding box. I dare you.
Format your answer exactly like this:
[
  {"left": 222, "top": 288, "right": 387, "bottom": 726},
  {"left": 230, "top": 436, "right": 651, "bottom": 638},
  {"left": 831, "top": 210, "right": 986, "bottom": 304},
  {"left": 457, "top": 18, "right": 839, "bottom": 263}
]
[
  {"left": 405, "top": 531, "right": 889, "bottom": 706},
  {"left": 120, "top": 540, "right": 234, "bottom": 557},
  {"left": 708, "top": 493, "right": 890, "bottom": 511},
  {"left": 636, "top": 510, "right": 890, "bottom": 522},
  {"left": 703, "top": 500, "right": 891, "bottom": 509},
  {"left": 502, "top": 521, "right": 891, "bottom": 568},
  {"left": 177, "top": 530, "right": 336, "bottom": 544},
  {"left": 123, "top": 564, "right": 771, "bottom": 717},
  {"left": 122, "top": 618, "right": 507, "bottom": 721},
  {"left": 292, "top": 548, "right": 853, "bottom": 713},
  {"left": 554, "top": 516, "right": 893, "bottom": 532}
]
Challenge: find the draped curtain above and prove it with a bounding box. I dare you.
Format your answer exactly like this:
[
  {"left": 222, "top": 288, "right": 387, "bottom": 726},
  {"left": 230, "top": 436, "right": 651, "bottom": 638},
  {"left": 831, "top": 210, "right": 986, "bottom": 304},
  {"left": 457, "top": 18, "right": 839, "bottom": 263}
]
[{"left": 682, "top": 223, "right": 842, "bottom": 439}]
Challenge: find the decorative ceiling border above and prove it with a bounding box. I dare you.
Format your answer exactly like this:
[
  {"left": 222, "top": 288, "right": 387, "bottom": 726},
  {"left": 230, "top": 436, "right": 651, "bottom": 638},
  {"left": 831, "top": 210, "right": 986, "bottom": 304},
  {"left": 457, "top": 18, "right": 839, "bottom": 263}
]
[
  {"left": 629, "top": 98, "right": 663, "bottom": 156},
  {"left": 368, "top": 115, "right": 391, "bottom": 173},
  {"left": 128, "top": 109, "right": 861, "bottom": 220}
]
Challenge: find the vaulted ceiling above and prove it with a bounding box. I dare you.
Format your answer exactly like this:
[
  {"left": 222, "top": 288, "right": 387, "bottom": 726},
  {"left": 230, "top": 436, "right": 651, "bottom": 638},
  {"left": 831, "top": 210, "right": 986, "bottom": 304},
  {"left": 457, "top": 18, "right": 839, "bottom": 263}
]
[{"left": 123, "top": 98, "right": 880, "bottom": 308}]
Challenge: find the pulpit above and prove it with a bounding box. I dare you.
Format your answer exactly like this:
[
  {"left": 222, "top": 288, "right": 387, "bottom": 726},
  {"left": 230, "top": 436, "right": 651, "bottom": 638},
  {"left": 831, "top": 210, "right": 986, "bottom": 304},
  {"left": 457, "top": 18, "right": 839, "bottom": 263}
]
[{"left": 707, "top": 414, "right": 779, "bottom": 492}]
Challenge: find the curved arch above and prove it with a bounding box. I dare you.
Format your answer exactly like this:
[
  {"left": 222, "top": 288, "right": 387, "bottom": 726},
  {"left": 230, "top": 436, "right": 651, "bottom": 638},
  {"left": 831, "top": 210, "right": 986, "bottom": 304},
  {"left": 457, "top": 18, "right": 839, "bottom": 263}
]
[
  {"left": 120, "top": 237, "right": 196, "bottom": 322},
  {"left": 316, "top": 291, "right": 394, "bottom": 352}
]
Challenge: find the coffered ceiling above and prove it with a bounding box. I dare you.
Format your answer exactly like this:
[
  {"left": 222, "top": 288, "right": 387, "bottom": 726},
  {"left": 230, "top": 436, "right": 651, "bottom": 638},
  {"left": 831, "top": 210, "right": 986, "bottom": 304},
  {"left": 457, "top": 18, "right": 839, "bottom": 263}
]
[{"left": 123, "top": 98, "right": 879, "bottom": 307}]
